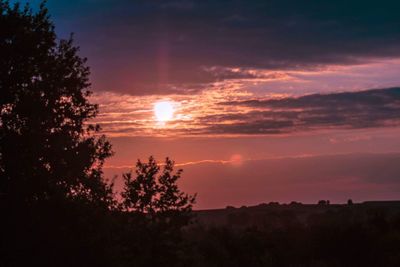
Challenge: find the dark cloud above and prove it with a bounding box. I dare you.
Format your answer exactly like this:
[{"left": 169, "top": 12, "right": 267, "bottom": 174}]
[
  {"left": 202, "top": 67, "right": 288, "bottom": 80},
  {"left": 43, "top": 0, "right": 400, "bottom": 94},
  {"left": 206, "top": 120, "right": 295, "bottom": 135},
  {"left": 206, "top": 87, "right": 400, "bottom": 134}
]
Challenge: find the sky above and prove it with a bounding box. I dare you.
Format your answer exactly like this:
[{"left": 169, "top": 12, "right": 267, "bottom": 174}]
[{"left": 24, "top": 0, "right": 400, "bottom": 209}]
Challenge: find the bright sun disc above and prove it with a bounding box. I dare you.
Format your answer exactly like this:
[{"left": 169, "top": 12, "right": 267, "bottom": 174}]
[{"left": 154, "top": 101, "right": 174, "bottom": 122}]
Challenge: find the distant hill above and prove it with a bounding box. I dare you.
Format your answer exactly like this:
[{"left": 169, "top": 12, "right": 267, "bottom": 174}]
[{"left": 193, "top": 201, "right": 400, "bottom": 227}]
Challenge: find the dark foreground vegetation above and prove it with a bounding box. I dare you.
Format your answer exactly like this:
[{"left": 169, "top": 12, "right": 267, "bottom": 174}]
[
  {"left": 1, "top": 1, "right": 400, "bottom": 266},
  {"left": 190, "top": 201, "right": 400, "bottom": 267}
]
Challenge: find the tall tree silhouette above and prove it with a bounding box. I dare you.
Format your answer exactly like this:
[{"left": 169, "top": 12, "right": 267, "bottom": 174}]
[
  {"left": 0, "top": 1, "right": 113, "bottom": 207},
  {"left": 0, "top": 3, "right": 115, "bottom": 265}
]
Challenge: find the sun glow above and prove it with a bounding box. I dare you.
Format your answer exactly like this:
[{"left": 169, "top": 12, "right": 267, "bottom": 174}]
[{"left": 154, "top": 101, "right": 174, "bottom": 122}]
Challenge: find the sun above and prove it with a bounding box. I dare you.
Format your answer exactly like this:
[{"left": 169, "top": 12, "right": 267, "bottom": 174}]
[{"left": 154, "top": 101, "right": 174, "bottom": 122}]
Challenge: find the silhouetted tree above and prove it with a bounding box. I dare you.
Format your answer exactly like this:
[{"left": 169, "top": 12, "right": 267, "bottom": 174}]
[
  {"left": 120, "top": 156, "right": 196, "bottom": 266},
  {"left": 0, "top": 1, "right": 113, "bottom": 207},
  {"left": 0, "top": 2, "right": 114, "bottom": 266},
  {"left": 318, "top": 200, "right": 330, "bottom": 206},
  {"left": 122, "top": 156, "right": 195, "bottom": 219}
]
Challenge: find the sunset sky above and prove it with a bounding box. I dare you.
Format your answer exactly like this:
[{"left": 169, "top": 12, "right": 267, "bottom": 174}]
[{"left": 23, "top": 0, "right": 400, "bottom": 209}]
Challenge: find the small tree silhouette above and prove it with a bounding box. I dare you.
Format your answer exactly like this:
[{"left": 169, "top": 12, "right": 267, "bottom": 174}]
[
  {"left": 120, "top": 157, "right": 196, "bottom": 266},
  {"left": 122, "top": 156, "right": 196, "bottom": 218}
]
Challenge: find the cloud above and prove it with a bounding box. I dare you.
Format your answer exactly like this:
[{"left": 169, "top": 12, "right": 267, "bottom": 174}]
[
  {"left": 202, "top": 67, "right": 291, "bottom": 81},
  {"left": 212, "top": 87, "right": 400, "bottom": 134},
  {"left": 92, "top": 87, "right": 400, "bottom": 137},
  {"left": 46, "top": 0, "right": 400, "bottom": 94}
]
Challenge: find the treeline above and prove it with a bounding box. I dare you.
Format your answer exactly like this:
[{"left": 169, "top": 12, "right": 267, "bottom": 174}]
[
  {"left": 4, "top": 189, "right": 400, "bottom": 266},
  {"left": 187, "top": 204, "right": 400, "bottom": 266}
]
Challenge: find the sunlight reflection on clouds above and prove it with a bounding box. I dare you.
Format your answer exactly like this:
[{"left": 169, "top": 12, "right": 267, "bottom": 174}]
[{"left": 91, "top": 59, "right": 400, "bottom": 137}]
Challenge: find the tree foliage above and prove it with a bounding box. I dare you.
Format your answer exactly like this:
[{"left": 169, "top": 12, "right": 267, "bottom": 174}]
[
  {"left": 0, "top": 2, "right": 116, "bottom": 265},
  {"left": 116, "top": 157, "right": 196, "bottom": 267},
  {"left": 0, "top": 0, "right": 113, "bottom": 207},
  {"left": 122, "top": 157, "right": 196, "bottom": 222}
]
